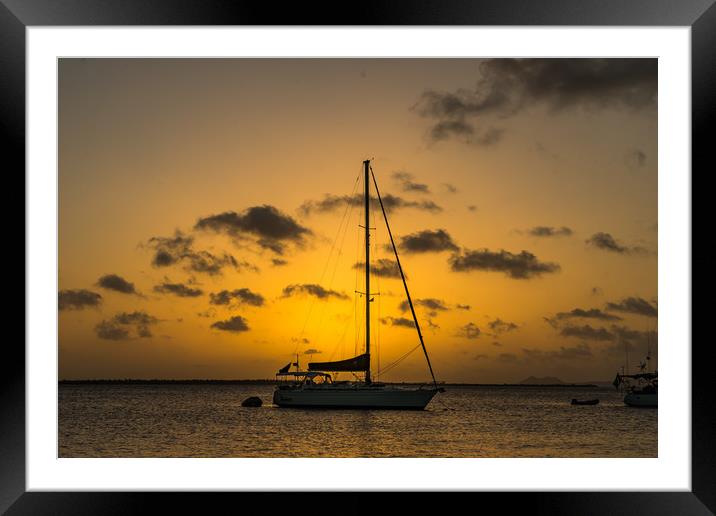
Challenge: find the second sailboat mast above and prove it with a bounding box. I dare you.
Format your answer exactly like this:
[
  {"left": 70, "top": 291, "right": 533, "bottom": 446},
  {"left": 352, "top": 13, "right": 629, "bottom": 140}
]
[{"left": 363, "top": 159, "right": 371, "bottom": 384}]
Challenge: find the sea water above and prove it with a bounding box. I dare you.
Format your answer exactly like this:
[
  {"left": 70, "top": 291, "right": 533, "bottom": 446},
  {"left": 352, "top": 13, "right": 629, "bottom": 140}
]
[{"left": 59, "top": 383, "right": 656, "bottom": 457}]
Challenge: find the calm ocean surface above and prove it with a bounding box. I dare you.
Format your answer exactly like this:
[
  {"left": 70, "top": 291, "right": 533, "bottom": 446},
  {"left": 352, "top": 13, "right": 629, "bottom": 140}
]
[{"left": 59, "top": 384, "right": 657, "bottom": 458}]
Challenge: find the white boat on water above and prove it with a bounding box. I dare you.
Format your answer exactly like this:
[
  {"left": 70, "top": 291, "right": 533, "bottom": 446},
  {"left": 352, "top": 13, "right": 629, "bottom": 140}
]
[
  {"left": 273, "top": 159, "right": 442, "bottom": 410},
  {"left": 613, "top": 369, "right": 657, "bottom": 408}
]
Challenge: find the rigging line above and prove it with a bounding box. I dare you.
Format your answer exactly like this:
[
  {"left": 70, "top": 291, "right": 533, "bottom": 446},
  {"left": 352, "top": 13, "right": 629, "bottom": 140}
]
[
  {"left": 292, "top": 172, "right": 360, "bottom": 356},
  {"left": 312, "top": 179, "right": 357, "bottom": 349},
  {"left": 370, "top": 165, "right": 438, "bottom": 389},
  {"left": 374, "top": 344, "right": 422, "bottom": 379}
]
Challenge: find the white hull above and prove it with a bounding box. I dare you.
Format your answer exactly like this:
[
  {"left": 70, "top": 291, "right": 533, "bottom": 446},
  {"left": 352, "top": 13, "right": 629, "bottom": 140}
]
[
  {"left": 624, "top": 392, "right": 657, "bottom": 407},
  {"left": 273, "top": 384, "right": 438, "bottom": 410}
]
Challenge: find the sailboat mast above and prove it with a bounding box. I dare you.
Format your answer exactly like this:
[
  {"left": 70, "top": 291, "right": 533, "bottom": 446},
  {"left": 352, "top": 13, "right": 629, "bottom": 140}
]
[{"left": 364, "top": 159, "right": 372, "bottom": 384}]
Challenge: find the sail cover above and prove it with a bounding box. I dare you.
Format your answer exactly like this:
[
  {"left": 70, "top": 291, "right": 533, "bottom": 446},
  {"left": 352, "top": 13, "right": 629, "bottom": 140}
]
[{"left": 308, "top": 353, "right": 369, "bottom": 372}]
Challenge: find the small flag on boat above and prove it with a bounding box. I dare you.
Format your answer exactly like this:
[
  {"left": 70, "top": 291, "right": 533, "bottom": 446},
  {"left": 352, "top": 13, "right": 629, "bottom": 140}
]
[{"left": 278, "top": 362, "right": 291, "bottom": 374}]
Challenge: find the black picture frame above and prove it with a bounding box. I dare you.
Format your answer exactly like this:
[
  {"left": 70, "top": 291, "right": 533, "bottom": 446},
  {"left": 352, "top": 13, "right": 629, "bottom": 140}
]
[{"left": 4, "top": 1, "right": 711, "bottom": 514}]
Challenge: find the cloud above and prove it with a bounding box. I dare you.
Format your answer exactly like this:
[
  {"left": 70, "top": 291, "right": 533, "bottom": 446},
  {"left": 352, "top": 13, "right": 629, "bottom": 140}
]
[
  {"left": 153, "top": 282, "right": 203, "bottom": 298},
  {"left": 625, "top": 148, "right": 647, "bottom": 168},
  {"left": 282, "top": 284, "right": 349, "bottom": 301},
  {"left": 443, "top": 183, "right": 458, "bottom": 193},
  {"left": 527, "top": 226, "right": 573, "bottom": 237},
  {"left": 353, "top": 259, "right": 402, "bottom": 279},
  {"left": 412, "top": 58, "right": 657, "bottom": 145},
  {"left": 396, "top": 229, "right": 459, "bottom": 254},
  {"left": 399, "top": 298, "right": 449, "bottom": 316},
  {"left": 585, "top": 232, "right": 648, "bottom": 255},
  {"left": 458, "top": 322, "right": 481, "bottom": 339},
  {"left": 299, "top": 193, "right": 441, "bottom": 216},
  {"left": 380, "top": 316, "right": 415, "bottom": 329},
  {"left": 303, "top": 348, "right": 322, "bottom": 355},
  {"left": 95, "top": 311, "right": 159, "bottom": 340},
  {"left": 449, "top": 248, "right": 560, "bottom": 279},
  {"left": 456, "top": 304, "right": 471, "bottom": 311},
  {"left": 146, "top": 231, "right": 254, "bottom": 276},
  {"left": 271, "top": 258, "right": 288, "bottom": 267},
  {"left": 96, "top": 274, "right": 139, "bottom": 295},
  {"left": 497, "top": 353, "right": 519, "bottom": 364},
  {"left": 195, "top": 205, "right": 311, "bottom": 255},
  {"left": 559, "top": 324, "right": 613, "bottom": 341},
  {"left": 522, "top": 343, "right": 593, "bottom": 361},
  {"left": 467, "top": 205, "right": 478, "bottom": 212},
  {"left": 211, "top": 316, "right": 250, "bottom": 333},
  {"left": 209, "top": 288, "right": 265, "bottom": 307},
  {"left": 546, "top": 307, "right": 622, "bottom": 326},
  {"left": 392, "top": 171, "right": 430, "bottom": 194},
  {"left": 487, "top": 318, "right": 519, "bottom": 335},
  {"left": 605, "top": 296, "right": 658, "bottom": 317},
  {"left": 58, "top": 289, "right": 102, "bottom": 311}
]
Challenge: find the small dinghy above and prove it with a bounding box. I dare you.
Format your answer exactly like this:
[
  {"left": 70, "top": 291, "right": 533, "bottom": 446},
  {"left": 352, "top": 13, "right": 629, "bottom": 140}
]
[{"left": 571, "top": 398, "right": 599, "bottom": 405}]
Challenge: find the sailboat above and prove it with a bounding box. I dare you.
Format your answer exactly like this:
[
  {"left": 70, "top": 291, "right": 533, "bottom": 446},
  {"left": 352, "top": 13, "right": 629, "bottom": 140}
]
[
  {"left": 272, "top": 159, "right": 442, "bottom": 410},
  {"left": 613, "top": 337, "right": 657, "bottom": 408}
]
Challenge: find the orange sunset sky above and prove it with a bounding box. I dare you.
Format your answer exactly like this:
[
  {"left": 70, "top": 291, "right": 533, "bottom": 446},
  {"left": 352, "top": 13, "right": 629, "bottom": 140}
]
[{"left": 58, "top": 58, "right": 657, "bottom": 383}]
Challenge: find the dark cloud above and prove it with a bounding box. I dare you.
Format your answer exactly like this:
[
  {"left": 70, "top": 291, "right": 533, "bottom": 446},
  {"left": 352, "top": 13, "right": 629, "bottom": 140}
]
[
  {"left": 467, "top": 205, "right": 478, "bottom": 212},
  {"left": 299, "top": 193, "right": 441, "bottom": 216},
  {"left": 303, "top": 348, "right": 322, "bottom": 355},
  {"left": 456, "top": 304, "right": 471, "bottom": 311},
  {"left": 559, "top": 324, "right": 613, "bottom": 341},
  {"left": 197, "top": 308, "right": 217, "bottom": 318},
  {"left": 625, "top": 148, "right": 647, "bottom": 168},
  {"left": 497, "top": 353, "right": 519, "bottom": 364},
  {"left": 487, "top": 318, "right": 519, "bottom": 335},
  {"left": 585, "top": 232, "right": 648, "bottom": 255},
  {"left": 282, "top": 284, "right": 349, "bottom": 301},
  {"left": 195, "top": 205, "right": 311, "bottom": 255},
  {"left": 443, "top": 183, "right": 458, "bottom": 193},
  {"left": 603, "top": 327, "right": 657, "bottom": 356},
  {"left": 413, "top": 58, "right": 656, "bottom": 145},
  {"left": 96, "top": 274, "right": 139, "bottom": 295},
  {"left": 397, "top": 229, "right": 459, "bottom": 254},
  {"left": 58, "top": 289, "right": 102, "bottom": 311},
  {"left": 380, "top": 316, "right": 415, "bottom": 329},
  {"left": 522, "top": 343, "right": 592, "bottom": 361},
  {"left": 605, "top": 296, "right": 658, "bottom": 317},
  {"left": 271, "top": 258, "right": 288, "bottom": 267},
  {"left": 153, "top": 282, "right": 203, "bottom": 298},
  {"left": 449, "top": 248, "right": 560, "bottom": 279},
  {"left": 458, "top": 322, "right": 481, "bottom": 339},
  {"left": 392, "top": 171, "right": 430, "bottom": 194},
  {"left": 399, "top": 298, "right": 449, "bottom": 315},
  {"left": 209, "top": 288, "right": 265, "bottom": 307},
  {"left": 353, "top": 259, "right": 402, "bottom": 279},
  {"left": 546, "top": 307, "right": 622, "bottom": 326},
  {"left": 146, "top": 232, "right": 194, "bottom": 267},
  {"left": 146, "top": 231, "right": 254, "bottom": 276},
  {"left": 95, "top": 311, "right": 159, "bottom": 340},
  {"left": 429, "top": 120, "right": 504, "bottom": 146},
  {"left": 211, "top": 316, "right": 250, "bottom": 333},
  {"left": 527, "top": 226, "right": 573, "bottom": 237}
]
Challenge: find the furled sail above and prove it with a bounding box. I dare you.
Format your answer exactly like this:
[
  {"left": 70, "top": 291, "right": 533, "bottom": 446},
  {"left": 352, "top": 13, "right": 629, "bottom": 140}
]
[{"left": 308, "top": 353, "right": 370, "bottom": 372}]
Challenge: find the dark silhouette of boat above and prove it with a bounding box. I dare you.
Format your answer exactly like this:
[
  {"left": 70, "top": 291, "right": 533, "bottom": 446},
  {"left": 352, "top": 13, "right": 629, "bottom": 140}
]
[
  {"left": 272, "top": 159, "right": 441, "bottom": 410},
  {"left": 571, "top": 398, "right": 599, "bottom": 405}
]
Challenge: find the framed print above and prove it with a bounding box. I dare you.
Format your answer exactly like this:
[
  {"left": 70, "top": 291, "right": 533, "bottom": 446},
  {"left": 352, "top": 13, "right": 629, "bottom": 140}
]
[{"left": 4, "top": 0, "right": 711, "bottom": 513}]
